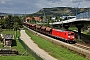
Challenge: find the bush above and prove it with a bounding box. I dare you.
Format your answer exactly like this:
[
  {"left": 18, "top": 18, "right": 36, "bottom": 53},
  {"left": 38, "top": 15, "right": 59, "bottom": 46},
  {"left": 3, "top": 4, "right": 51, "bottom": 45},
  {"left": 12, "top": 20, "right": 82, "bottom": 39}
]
[
  {"left": 0, "top": 36, "right": 3, "bottom": 42},
  {"left": 87, "top": 30, "right": 90, "bottom": 35}
]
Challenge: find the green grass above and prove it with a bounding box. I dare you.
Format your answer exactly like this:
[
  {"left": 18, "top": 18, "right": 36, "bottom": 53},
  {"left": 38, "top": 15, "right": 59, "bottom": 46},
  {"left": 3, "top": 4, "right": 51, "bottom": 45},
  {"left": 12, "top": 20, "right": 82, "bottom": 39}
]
[
  {"left": 68, "top": 27, "right": 77, "bottom": 31},
  {"left": 0, "top": 43, "right": 3, "bottom": 48},
  {"left": 25, "top": 29, "right": 88, "bottom": 60},
  {"left": 12, "top": 38, "right": 26, "bottom": 54},
  {"left": 0, "top": 56, "right": 35, "bottom": 60},
  {"left": 0, "top": 29, "right": 36, "bottom": 60},
  {"left": 1, "top": 29, "right": 15, "bottom": 35}
]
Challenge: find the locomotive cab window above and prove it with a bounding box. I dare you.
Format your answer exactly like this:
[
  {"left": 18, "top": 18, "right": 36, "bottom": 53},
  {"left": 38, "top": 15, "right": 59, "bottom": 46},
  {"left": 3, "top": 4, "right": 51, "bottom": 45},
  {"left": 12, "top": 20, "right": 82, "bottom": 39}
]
[{"left": 68, "top": 33, "right": 74, "bottom": 35}]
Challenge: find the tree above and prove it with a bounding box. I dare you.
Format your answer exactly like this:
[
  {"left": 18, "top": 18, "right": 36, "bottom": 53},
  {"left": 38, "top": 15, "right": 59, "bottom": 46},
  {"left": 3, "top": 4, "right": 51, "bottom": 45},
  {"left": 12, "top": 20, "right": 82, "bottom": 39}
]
[
  {"left": 4, "top": 15, "right": 13, "bottom": 29},
  {"left": 40, "top": 16, "right": 43, "bottom": 20},
  {"left": 13, "top": 22, "right": 20, "bottom": 31},
  {"left": 0, "top": 36, "right": 3, "bottom": 42},
  {"left": 0, "top": 15, "right": 14, "bottom": 29},
  {"left": 0, "top": 15, "right": 23, "bottom": 29},
  {"left": 13, "top": 22, "right": 20, "bottom": 38},
  {"left": 13, "top": 16, "right": 22, "bottom": 28}
]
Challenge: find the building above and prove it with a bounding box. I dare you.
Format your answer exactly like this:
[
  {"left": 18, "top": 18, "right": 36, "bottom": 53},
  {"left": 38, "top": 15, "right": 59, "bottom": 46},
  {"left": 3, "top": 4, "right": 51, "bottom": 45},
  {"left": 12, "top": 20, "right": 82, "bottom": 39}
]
[
  {"left": 34, "top": 16, "right": 41, "bottom": 21},
  {"left": 0, "top": 16, "right": 4, "bottom": 20},
  {"left": 3, "top": 34, "right": 13, "bottom": 47},
  {"left": 26, "top": 16, "right": 43, "bottom": 22},
  {"left": 61, "top": 16, "right": 76, "bottom": 20},
  {"left": 26, "top": 16, "right": 32, "bottom": 22}
]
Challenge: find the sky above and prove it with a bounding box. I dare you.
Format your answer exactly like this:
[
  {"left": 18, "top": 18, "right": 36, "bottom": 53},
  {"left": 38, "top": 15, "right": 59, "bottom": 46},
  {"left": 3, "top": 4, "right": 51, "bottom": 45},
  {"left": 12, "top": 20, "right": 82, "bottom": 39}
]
[{"left": 0, "top": 0, "right": 90, "bottom": 14}]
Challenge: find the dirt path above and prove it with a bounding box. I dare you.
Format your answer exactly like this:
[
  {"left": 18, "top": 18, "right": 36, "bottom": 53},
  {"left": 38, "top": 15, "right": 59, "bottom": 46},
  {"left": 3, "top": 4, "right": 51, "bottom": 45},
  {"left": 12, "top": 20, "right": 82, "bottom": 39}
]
[{"left": 20, "top": 30, "right": 57, "bottom": 60}]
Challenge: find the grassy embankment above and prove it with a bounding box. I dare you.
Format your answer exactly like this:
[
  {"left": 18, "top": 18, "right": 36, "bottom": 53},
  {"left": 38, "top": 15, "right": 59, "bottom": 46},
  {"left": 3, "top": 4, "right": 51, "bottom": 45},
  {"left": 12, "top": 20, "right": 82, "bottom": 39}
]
[
  {"left": 25, "top": 28, "right": 88, "bottom": 60},
  {"left": 0, "top": 29, "right": 36, "bottom": 60}
]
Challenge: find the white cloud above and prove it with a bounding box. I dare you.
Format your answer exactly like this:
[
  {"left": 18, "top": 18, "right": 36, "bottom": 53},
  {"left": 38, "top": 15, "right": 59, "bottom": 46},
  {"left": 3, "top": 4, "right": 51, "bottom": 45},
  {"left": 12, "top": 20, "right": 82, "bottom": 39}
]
[
  {"left": 71, "top": 0, "right": 84, "bottom": 3},
  {"left": 84, "top": 0, "right": 90, "bottom": 2},
  {"left": 8, "top": 3, "right": 13, "bottom": 5},
  {"left": 0, "top": 0, "right": 90, "bottom": 14},
  {"left": 71, "top": 0, "right": 90, "bottom": 3},
  {"left": 1, "top": 1, "right": 5, "bottom": 4}
]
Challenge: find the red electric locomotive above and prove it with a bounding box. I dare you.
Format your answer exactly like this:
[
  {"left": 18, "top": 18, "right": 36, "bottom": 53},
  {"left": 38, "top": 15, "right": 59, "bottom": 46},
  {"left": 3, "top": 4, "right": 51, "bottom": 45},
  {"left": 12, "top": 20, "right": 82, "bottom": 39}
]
[{"left": 52, "top": 29, "right": 75, "bottom": 42}]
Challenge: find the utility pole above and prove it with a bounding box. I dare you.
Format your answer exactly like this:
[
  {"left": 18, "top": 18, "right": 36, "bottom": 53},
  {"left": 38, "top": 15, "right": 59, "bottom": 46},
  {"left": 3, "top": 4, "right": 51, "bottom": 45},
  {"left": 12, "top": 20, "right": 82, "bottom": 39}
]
[
  {"left": 76, "top": 2, "right": 80, "bottom": 19},
  {"left": 42, "top": 8, "right": 46, "bottom": 26},
  {"left": 25, "top": 11, "right": 26, "bottom": 22}
]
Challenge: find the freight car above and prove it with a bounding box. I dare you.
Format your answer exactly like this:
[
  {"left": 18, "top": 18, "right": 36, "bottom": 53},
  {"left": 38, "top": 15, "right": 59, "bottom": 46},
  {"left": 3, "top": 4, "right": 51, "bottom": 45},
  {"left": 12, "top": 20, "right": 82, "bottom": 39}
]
[{"left": 23, "top": 22, "right": 75, "bottom": 42}]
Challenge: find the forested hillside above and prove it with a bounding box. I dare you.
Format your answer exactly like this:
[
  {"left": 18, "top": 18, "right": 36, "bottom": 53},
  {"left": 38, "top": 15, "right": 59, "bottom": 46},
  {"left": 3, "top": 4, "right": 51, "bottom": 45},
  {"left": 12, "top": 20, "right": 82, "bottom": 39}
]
[{"left": 32, "top": 7, "right": 90, "bottom": 16}]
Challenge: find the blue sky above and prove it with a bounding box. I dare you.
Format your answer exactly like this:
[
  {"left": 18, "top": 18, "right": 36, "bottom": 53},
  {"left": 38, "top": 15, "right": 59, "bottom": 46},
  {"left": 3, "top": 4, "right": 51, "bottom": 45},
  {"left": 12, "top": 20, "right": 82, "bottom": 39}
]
[{"left": 0, "top": 0, "right": 90, "bottom": 14}]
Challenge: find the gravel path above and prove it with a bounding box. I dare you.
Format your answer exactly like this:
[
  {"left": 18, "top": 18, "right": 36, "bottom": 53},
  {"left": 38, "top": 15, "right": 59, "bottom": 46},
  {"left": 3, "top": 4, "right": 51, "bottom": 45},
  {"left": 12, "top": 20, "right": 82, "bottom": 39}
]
[{"left": 20, "top": 30, "right": 57, "bottom": 60}]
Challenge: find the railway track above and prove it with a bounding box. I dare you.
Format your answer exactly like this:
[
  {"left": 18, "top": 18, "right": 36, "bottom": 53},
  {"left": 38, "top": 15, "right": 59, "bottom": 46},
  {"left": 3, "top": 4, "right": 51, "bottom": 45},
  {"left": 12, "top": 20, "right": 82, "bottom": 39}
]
[
  {"left": 73, "top": 43, "right": 90, "bottom": 51},
  {"left": 24, "top": 26, "right": 90, "bottom": 60}
]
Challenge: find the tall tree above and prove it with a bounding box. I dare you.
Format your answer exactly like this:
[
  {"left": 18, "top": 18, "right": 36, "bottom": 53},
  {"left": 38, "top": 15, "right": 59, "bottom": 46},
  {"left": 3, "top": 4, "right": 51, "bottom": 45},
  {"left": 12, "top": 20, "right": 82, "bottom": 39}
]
[
  {"left": 4, "top": 15, "right": 13, "bottom": 29},
  {"left": 1, "top": 15, "right": 22, "bottom": 29},
  {"left": 13, "top": 22, "right": 20, "bottom": 30},
  {"left": 13, "top": 16, "right": 22, "bottom": 28}
]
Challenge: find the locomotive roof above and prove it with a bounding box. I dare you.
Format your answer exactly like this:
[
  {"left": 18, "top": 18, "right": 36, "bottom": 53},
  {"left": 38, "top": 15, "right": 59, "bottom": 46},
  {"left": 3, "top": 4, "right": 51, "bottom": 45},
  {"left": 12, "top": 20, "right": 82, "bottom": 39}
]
[
  {"left": 53, "top": 29, "right": 65, "bottom": 32},
  {"left": 52, "top": 29, "right": 73, "bottom": 33}
]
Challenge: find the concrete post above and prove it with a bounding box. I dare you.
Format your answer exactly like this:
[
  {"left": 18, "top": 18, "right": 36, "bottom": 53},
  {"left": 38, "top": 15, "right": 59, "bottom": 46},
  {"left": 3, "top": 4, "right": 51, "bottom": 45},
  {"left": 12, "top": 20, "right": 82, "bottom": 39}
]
[
  {"left": 77, "top": 28, "right": 81, "bottom": 39},
  {"left": 76, "top": 24, "right": 83, "bottom": 39}
]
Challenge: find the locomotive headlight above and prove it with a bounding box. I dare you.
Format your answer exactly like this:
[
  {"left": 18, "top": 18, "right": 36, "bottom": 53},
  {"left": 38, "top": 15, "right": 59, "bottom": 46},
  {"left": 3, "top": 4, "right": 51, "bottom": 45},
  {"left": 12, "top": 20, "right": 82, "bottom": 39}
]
[
  {"left": 72, "top": 36, "right": 74, "bottom": 38},
  {"left": 68, "top": 36, "right": 70, "bottom": 38}
]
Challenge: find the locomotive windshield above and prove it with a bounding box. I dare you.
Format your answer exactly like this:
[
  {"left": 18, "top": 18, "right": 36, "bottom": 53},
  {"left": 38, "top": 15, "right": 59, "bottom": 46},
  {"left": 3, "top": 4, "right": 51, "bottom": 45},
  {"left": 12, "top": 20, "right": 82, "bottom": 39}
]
[{"left": 68, "top": 32, "right": 74, "bottom": 35}]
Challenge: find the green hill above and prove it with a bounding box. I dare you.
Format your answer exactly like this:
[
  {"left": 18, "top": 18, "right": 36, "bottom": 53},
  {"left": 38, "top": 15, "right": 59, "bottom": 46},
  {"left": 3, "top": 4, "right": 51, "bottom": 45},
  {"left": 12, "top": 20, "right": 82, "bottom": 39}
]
[{"left": 32, "top": 7, "right": 90, "bottom": 16}]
